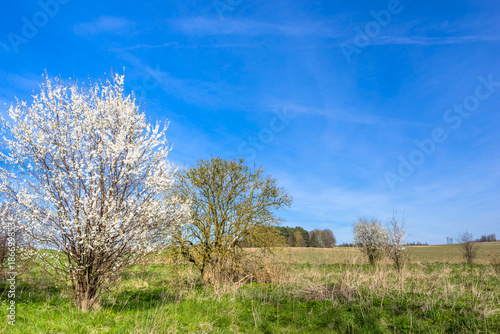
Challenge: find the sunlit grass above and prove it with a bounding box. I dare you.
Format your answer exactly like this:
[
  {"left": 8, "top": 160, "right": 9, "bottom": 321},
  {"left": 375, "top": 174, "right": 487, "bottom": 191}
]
[{"left": 0, "top": 243, "right": 499, "bottom": 333}]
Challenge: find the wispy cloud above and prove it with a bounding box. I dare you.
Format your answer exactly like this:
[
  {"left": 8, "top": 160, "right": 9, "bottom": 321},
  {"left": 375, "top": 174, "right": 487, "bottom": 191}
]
[
  {"left": 110, "top": 42, "right": 265, "bottom": 51},
  {"left": 173, "top": 17, "right": 338, "bottom": 37},
  {"left": 73, "top": 16, "right": 135, "bottom": 36},
  {"left": 115, "top": 54, "right": 246, "bottom": 110},
  {"left": 282, "top": 176, "right": 499, "bottom": 244},
  {"left": 145, "top": 66, "right": 242, "bottom": 108},
  {"left": 0, "top": 42, "right": 10, "bottom": 52},
  {"left": 2, "top": 72, "right": 43, "bottom": 93},
  {"left": 276, "top": 178, "right": 394, "bottom": 243},
  {"left": 110, "top": 42, "right": 179, "bottom": 51},
  {"left": 368, "top": 35, "right": 500, "bottom": 46},
  {"left": 173, "top": 16, "right": 500, "bottom": 46},
  {"left": 263, "top": 102, "right": 428, "bottom": 127}
]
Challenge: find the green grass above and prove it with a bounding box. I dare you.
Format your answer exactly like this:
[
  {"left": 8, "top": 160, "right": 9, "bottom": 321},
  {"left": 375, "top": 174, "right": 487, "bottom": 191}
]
[{"left": 1, "top": 244, "right": 499, "bottom": 333}]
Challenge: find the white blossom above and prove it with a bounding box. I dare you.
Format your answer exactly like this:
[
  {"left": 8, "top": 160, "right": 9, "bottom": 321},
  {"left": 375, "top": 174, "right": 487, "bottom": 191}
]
[
  {"left": 0, "top": 73, "right": 189, "bottom": 310},
  {"left": 353, "top": 217, "right": 388, "bottom": 265}
]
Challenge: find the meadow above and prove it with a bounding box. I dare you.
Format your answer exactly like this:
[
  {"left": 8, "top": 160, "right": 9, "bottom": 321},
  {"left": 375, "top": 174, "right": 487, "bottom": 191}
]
[
  {"left": 278, "top": 242, "right": 500, "bottom": 265},
  {"left": 1, "top": 242, "right": 499, "bottom": 333}
]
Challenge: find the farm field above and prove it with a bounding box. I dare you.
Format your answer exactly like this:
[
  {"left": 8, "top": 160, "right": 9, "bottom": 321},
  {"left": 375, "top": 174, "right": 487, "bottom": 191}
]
[
  {"left": 276, "top": 241, "right": 500, "bottom": 265},
  {"left": 1, "top": 243, "right": 499, "bottom": 333}
]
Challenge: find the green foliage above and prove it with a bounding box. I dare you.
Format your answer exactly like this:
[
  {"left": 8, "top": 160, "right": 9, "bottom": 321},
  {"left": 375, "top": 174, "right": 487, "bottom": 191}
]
[
  {"left": 310, "top": 229, "right": 336, "bottom": 248},
  {"left": 168, "top": 157, "right": 291, "bottom": 286},
  {"left": 277, "top": 226, "right": 310, "bottom": 247}
]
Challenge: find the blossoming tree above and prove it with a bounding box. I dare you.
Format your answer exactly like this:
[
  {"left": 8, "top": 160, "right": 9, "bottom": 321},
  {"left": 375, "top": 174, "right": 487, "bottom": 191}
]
[
  {"left": 385, "top": 212, "right": 409, "bottom": 272},
  {"left": 353, "top": 217, "right": 388, "bottom": 265},
  {"left": 0, "top": 73, "right": 188, "bottom": 310}
]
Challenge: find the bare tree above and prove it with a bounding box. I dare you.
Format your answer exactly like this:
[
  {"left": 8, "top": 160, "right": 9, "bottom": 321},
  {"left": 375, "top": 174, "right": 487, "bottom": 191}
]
[
  {"left": 0, "top": 73, "right": 188, "bottom": 310},
  {"left": 353, "top": 217, "right": 388, "bottom": 265},
  {"left": 457, "top": 231, "right": 480, "bottom": 263},
  {"left": 385, "top": 212, "right": 408, "bottom": 272}
]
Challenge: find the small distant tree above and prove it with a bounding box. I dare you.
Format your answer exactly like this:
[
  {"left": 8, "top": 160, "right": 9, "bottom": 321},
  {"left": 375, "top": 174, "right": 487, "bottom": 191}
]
[
  {"left": 169, "top": 157, "right": 291, "bottom": 286},
  {"left": 385, "top": 212, "right": 408, "bottom": 272},
  {"left": 276, "top": 226, "right": 294, "bottom": 246},
  {"left": 278, "top": 226, "right": 310, "bottom": 247},
  {"left": 321, "top": 229, "right": 336, "bottom": 248},
  {"left": 353, "top": 217, "right": 387, "bottom": 265},
  {"left": 294, "top": 230, "right": 307, "bottom": 247},
  {"left": 458, "top": 231, "right": 480, "bottom": 263},
  {"left": 309, "top": 229, "right": 323, "bottom": 247},
  {"left": 295, "top": 227, "right": 310, "bottom": 247}
]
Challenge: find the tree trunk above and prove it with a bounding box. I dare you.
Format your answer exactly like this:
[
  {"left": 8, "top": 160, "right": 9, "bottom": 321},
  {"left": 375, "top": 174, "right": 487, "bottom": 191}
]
[
  {"left": 368, "top": 252, "right": 375, "bottom": 265},
  {"left": 74, "top": 272, "right": 100, "bottom": 311},
  {"left": 201, "top": 266, "right": 212, "bottom": 287}
]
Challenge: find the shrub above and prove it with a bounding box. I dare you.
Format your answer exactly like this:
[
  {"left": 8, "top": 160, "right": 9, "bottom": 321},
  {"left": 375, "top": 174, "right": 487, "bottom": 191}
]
[{"left": 353, "top": 217, "right": 387, "bottom": 265}]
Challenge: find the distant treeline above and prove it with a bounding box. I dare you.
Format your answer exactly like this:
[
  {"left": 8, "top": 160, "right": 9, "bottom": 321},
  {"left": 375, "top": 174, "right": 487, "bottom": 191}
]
[
  {"left": 241, "top": 226, "right": 337, "bottom": 248},
  {"left": 446, "top": 233, "right": 496, "bottom": 244},
  {"left": 240, "top": 226, "right": 432, "bottom": 248},
  {"left": 406, "top": 241, "right": 429, "bottom": 246},
  {"left": 338, "top": 241, "right": 429, "bottom": 247},
  {"left": 475, "top": 234, "right": 496, "bottom": 243},
  {"left": 276, "top": 226, "right": 336, "bottom": 247}
]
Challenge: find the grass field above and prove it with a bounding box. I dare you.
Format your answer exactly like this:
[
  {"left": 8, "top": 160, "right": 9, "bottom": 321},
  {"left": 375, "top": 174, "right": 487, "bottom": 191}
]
[
  {"left": 277, "top": 241, "right": 500, "bottom": 265},
  {"left": 1, "top": 243, "right": 499, "bottom": 333}
]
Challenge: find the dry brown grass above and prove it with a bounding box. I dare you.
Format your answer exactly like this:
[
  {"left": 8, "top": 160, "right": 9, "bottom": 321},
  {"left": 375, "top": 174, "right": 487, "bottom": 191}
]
[
  {"left": 258, "top": 258, "right": 500, "bottom": 320},
  {"left": 265, "top": 241, "right": 500, "bottom": 265}
]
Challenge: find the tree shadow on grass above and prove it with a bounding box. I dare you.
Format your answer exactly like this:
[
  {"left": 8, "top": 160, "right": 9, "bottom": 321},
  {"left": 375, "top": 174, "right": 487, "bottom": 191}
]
[
  {"left": 0, "top": 278, "right": 189, "bottom": 313},
  {"left": 100, "top": 285, "right": 181, "bottom": 312},
  {"left": 0, "top": 280, "right": 67, "bottom": 307}
]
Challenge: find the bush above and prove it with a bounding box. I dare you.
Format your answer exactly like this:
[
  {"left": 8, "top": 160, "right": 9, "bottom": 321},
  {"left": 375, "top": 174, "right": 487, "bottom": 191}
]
[
  {"left": 385, "top": 212, "right": 409, "bottom": 272},
  {"left": 353, "top": 217, "right": 387, "bottom": 265},
  {"left": 457, "top": 231, "right": 480, "bottom": 263}
]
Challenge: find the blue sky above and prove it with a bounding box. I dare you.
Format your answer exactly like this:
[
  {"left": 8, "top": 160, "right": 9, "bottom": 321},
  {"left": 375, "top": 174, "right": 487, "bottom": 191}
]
[{"left": 1, "top": 0, "right": 499, "bottom": 244}]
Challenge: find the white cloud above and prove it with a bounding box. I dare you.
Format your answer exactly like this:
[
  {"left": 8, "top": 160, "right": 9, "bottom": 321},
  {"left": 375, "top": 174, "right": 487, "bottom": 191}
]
[
  {"left": 173, "top": 17, "right": 338, "bottom": 37},
  {"left": 73, "top": 16, "right": 135, "bottom": 36},
  {"left": 0, "top": 42, "right": 11, "bottom": 52},
  {"left": 368, "top": 35, "right": 500, "bottom": 46},
  {"left": 110, "top": 42, "right": 179, "bottom": 51},
  {"left": 274, "top": 155, "right": 500, "bottom": 245},
  {"left": 5, "top": 73, "right": 42, "bottom": 92}
]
